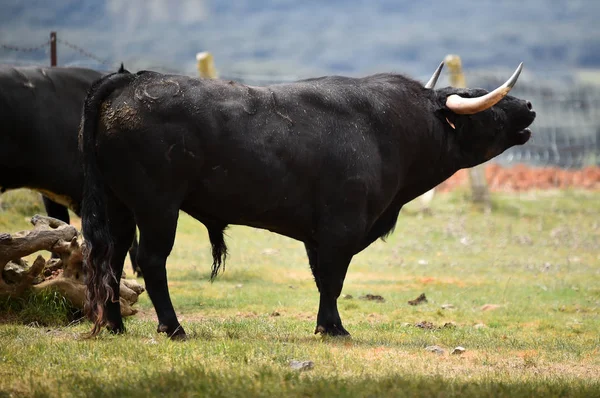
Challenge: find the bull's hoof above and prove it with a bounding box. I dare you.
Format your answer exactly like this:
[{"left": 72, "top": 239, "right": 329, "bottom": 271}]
[
  {"left": 315, "top": 324, "right": 351, "bottom": 337},
  {"left": 106, "top": 321, "right": 125, "bottom": 335},
  {"left": 157, "top": 323, "right": 187, "bottom": 340}
]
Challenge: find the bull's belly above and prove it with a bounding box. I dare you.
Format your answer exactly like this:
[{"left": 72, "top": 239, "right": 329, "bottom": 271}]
[
  {"left": 181, "top": 190, "right": 314, "bottom": 243},
  {"left": 36, "top": 188, "right": 77, "bottom": 211}
]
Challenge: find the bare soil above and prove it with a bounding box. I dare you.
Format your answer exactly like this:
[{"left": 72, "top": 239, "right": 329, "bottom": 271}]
[{"left": 437, "top": 164, "right": 600, "bottom": 192}]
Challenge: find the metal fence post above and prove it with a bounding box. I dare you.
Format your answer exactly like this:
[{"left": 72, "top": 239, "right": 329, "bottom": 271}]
[{"left": 50, "top": 32, "right": 57, "bottom": 67}]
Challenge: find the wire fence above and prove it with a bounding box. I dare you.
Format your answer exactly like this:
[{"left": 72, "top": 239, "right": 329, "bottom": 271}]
[{"left": 2, "top": 36, "right": 599, "bottom": 169}]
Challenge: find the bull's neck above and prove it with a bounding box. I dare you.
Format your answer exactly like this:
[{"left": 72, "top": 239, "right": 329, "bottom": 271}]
[{"left": 396, "top": 117, "right": 462, "bottom": 203}]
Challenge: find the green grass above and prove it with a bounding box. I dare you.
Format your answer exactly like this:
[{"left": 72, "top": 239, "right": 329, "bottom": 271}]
[
  {"left": 1, "top": 188, "right": 599, "bottom": 397},
  {"left": 0, "top": 289, "right": 80, "bottom": 327},
  {"left": 0, "top": 189, "right": 45, "bottom": 230}
]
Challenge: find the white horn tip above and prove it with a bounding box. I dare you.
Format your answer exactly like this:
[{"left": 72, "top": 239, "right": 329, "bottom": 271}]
[
  {"left": 424, "top": 61, "right": 445, "bottom": 89},
  {"left": 506, "top": 62, "right": 524, "bottom": 89}
]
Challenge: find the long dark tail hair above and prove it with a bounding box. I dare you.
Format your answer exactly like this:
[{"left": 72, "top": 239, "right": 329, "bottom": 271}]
[{"left": 79, "top": 69, "right": 136, "bottom": 336}]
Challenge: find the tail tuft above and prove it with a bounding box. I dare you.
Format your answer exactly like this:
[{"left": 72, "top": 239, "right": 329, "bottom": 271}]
[{"left": 207, "top": 226, "right": 228, "bottom": 281}]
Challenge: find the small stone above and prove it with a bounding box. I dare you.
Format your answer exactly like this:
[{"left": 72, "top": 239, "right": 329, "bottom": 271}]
[
  {"left": 451, "top": 346, "right": 466, "bottom": 355},
  {"left": 418, "top": 259, "right": 429, "bottom": 265},
  {"left": 443, "top": 322, "right": 456, "bottom": 329},
  {"left": 289, "top": 360, "right": 314, "bottom": 371},
  {"left": 541, "top": 263, "right": 551, "bottom": 272},
  {"left": 474, "top": 323, "right": 486, "bottom": 329},
  {"left": 480, "top": 304, "right": 502, "bottom": 311},
  {"left": 235, "top": 284, "right": 243, "bottom": 289},
  {"left": 441, "top": 304, "right": 455, "bottom": 310},
  {"left": 459, "top": 236, "right": 471, "bottom": 246},
  {"left": 425, "top": 345, "right": 445, "bottom": 355},
  {"left": 270, "top": 311, "right": 280, "bottom": 317},
  {"left": 342, "top": 294, "right": 353, "bottom": 299},
  {"left": 400, "top": 322, "right": 411, "bottom": 327}
]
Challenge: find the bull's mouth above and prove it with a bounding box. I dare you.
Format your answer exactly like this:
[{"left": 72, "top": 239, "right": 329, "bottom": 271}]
[{"left": 515, "top": 127, "right": 532, "bottom": 145}]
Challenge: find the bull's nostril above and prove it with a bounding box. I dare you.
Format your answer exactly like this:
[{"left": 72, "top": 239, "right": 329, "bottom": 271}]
[{"left": 526, "top": 101, "right": 532, "bottom": 110}]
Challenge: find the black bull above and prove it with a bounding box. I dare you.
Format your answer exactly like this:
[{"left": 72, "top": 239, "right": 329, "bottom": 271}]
[
  {"left": 81, "top": 64, "right": 536, "bottom": 339},
  {"left": 0, "top": 65, "right": 140, "bottom": 275}
]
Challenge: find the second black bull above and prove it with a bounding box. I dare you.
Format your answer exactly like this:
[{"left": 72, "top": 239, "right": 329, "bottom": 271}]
[{"left": 0, "top": 65, "right": 140, "bottom": 276}]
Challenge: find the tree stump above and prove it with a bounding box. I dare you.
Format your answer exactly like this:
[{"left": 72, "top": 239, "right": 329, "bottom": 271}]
[{"left": 0, "top": 215, "right": 144, "bottom": 316}]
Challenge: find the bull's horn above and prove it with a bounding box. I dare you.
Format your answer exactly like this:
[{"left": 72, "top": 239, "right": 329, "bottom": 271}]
[
  {"left": 445, "top": 62, "right": 523, "bottom": 115},
  {"left": 425, "top": 61, "right": 444, "bottom": 89}
]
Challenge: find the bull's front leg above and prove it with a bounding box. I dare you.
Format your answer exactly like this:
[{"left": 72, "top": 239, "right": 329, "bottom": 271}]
[{"left": 309, "top": 245, "right": 352, "bottom": 336}]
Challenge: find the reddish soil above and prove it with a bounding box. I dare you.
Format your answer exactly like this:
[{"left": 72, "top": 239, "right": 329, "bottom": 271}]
[{"left": 437, "top": 164, "right": 600, "bottom": 192}]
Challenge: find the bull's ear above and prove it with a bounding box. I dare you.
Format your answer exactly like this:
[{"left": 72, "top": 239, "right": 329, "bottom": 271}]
[{"left": 118, "top": 63, "right": 129, "bottom": 74}]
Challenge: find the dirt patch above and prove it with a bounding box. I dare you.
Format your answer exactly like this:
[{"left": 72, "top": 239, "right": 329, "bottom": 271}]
[
  {"left": 408, "top": 293, "right": 428, "bottom": 306},
  {"left": 437, "top": 164, "right": 600, "bottom": 192},
  {"left": 359, "top": 294, "right": 386, "bottom": 303}
]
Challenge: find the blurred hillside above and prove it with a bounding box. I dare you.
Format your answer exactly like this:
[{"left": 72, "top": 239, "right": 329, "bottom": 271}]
[{"left": 1, "top": 0, "right": 599, "bottom": 80}]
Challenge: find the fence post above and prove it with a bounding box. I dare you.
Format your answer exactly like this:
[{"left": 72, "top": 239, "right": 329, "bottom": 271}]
[
  {"left": 196, "top": 52, "right": 217, "bottom": 78},
  {"left": 444, "top": 54, "right": 490, "bottom": 208},
  {"left": 50, "top": 32, "right": 57, "bottom": 67}
]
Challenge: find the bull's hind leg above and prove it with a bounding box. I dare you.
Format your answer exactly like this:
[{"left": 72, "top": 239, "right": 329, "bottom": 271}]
[
  {"left": 128, "top": 230, "right": 142, "bottom": 277},
  {"left": 135, "top": 207, "right": 185, "bottom": 339},
  {"left": 103, "top": 192, "right": 137, "bottom": 334},
  {"left": 43, "top": 197, "right": 71, "bottom": 260},
  {"left": 42, "top": 196, "right": 70, "bottom": 224}
]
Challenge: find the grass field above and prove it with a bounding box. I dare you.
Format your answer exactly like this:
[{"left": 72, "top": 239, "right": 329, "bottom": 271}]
[{"left": 1, "top": 188, "right": 599, "bottom": 397}]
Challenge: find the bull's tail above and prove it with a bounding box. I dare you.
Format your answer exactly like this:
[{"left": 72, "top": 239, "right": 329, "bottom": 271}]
[{"left": 79, "top": 70, "right": 136, "bottom": 336}]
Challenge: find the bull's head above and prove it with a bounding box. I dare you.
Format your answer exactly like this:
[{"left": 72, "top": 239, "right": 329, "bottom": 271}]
[{"left": 430, "top": 63, "right": 536, "bottom": 168}]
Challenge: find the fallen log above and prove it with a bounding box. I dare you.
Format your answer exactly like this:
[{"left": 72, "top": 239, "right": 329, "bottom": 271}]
[{"left": 0, "top": 215, "right": 144, "bottom": 316}]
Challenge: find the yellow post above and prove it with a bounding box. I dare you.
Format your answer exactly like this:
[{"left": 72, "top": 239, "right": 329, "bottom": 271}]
[
  {"left": 444, "top": 54, "right": 490, "bottom": 208},
  {"left": 444, "top": 54, "right": 466, "bottom": 88},
  {"left": 196, "top": 52, "right": 218, "bottom": 79}
]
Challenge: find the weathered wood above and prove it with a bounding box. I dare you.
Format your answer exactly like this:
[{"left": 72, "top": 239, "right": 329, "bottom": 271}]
[{"left": 0, "top": 215, "right": 143, "bottom": 316}]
